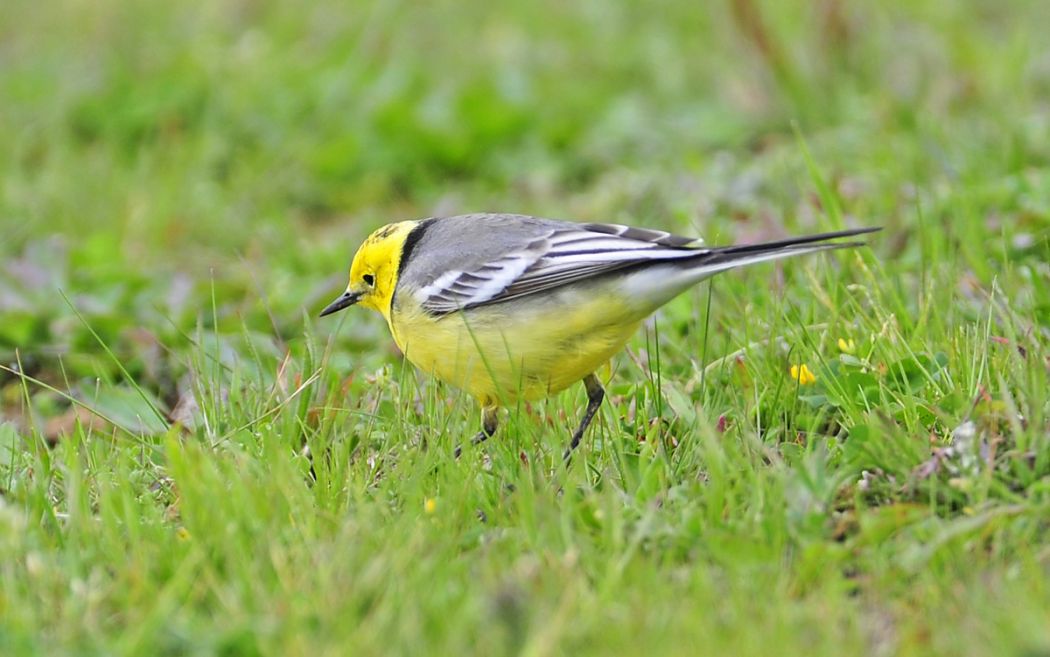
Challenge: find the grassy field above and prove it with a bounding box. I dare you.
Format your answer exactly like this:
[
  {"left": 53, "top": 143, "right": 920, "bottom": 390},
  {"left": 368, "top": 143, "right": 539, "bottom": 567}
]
[{"left": 2, "top": 0, "right": 1049, "bottom": 655}]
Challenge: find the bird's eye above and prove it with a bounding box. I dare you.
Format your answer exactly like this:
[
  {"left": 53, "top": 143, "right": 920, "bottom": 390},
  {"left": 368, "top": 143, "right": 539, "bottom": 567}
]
[{"left": 363, "top": 274, "right": 375, "bottom": 287}]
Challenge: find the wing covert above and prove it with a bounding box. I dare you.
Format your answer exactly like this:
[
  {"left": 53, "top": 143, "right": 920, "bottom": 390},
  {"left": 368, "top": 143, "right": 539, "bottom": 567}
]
[{"left": 413, "top": 220, "right": 703, "bottom": 315}]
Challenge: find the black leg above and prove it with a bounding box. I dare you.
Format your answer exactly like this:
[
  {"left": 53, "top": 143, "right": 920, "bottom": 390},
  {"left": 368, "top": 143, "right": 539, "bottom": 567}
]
[
  {"left": 454, "top": 405, "right": 498, "bottom": 458},
  {"left": 563, "top": 373, "right": 605, "bottom": 461}
]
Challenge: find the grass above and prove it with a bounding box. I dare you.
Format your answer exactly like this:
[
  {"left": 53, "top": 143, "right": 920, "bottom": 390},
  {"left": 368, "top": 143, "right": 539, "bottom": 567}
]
[{"left": 2, "top": 0, "right": 1049, "bottom": 655}]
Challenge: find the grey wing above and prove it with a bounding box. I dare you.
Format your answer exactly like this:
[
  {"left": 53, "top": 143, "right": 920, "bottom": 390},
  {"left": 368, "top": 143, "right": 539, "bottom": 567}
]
[{"left": 411, "top": 215, "right": 704, "bottom": 315}]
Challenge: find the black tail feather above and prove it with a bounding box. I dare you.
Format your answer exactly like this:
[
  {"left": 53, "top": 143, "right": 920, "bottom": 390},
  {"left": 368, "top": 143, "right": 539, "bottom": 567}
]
[
  {"left": 673, "top": 227, "right": 880, "bottom": 272},
  {"left": 709, "top": 227, "right": 881, "bottom": 257}
]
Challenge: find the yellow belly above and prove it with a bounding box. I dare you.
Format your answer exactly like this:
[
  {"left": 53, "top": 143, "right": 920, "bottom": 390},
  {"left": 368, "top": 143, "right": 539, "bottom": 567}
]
[{"left": 388, "top": 285, "right": 643, "bottom": 404}]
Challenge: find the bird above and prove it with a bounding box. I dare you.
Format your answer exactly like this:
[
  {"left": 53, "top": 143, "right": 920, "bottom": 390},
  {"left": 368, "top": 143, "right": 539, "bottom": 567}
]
[{"left": 320, "top": 213, "right": 878, "bottom": 459}]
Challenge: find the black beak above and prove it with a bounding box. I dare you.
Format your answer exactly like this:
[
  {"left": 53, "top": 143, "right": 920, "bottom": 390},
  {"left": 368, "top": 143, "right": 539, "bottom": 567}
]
[{"left": 319, "top": 291, "right": 361, "bottom": 317}]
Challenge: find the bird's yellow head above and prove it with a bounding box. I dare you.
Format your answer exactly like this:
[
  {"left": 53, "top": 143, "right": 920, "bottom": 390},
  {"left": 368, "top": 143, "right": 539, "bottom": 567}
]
[{"left": 320, "top": 220, "right": 420, "bottom": 320}]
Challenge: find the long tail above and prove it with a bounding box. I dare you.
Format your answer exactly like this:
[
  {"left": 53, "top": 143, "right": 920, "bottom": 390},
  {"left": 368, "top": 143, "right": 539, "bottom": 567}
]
[
  {"left": 620, "top": 226, "right": 880, "bottom": 305},
  {"left": 686, "top": 226, "right": 881, "bottom": 277}
]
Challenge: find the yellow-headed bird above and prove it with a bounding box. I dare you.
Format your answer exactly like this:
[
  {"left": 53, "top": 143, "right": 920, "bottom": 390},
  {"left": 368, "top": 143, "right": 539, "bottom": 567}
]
[{"left": 321, "top": 214, "right": 878, "bottom": 458}]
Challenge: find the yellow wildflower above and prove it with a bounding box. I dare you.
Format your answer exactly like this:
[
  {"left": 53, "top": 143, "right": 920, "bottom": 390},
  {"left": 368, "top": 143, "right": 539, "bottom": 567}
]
[
  {"left": 424, "top": 498, "right": 437, "bottom": 514},
  {"left": 790, "top": 364, "right": 816, "bottom": 385},
  {"left": 837, "top": 338, "right": 856, "bottom": 354},
  {"left": 175, "top": 527, "right": 191, "bottom": 541}
]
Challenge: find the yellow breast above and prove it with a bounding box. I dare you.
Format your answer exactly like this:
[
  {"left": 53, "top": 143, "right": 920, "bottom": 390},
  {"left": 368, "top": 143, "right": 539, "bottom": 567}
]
[{"left": 388, "top": 283, "right": 643, "bottom": 405}]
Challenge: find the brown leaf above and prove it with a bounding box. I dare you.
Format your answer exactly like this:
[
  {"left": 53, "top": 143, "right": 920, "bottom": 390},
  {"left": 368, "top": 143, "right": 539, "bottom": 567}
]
[{"left": 44, "top": 406, "right": 112, "bottom": 444}]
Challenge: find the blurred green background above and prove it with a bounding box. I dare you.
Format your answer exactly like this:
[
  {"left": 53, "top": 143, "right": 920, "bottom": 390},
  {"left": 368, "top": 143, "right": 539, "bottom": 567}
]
[
  {"left": 2, "top": 1, "right": 1049, "bottom": 655},
  {"left": 2, "top": 0, "right": 1047, "bottom": 362}
]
